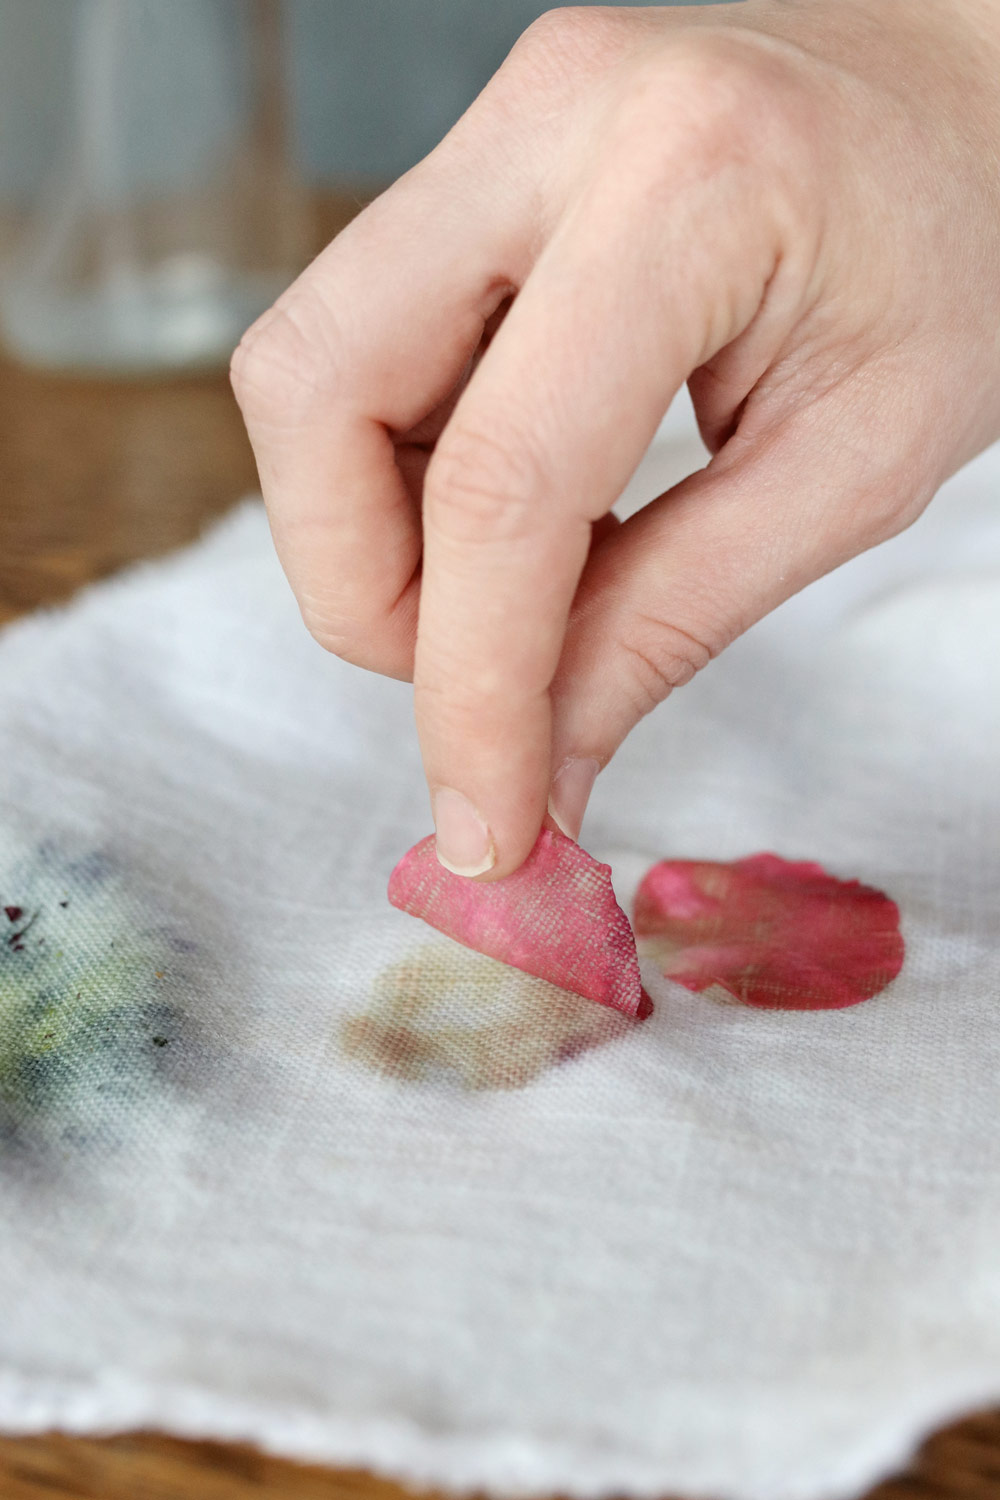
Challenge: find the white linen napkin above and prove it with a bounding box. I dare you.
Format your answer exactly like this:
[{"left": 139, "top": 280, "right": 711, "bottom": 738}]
[{"left": 1, "top": 393, "right": 999, "bottom": 1500}]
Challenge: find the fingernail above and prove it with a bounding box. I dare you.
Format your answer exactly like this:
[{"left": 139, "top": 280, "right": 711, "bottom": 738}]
[
  {"left": 547, "top": 757, "right": 600, "bottom": 842},
  {"left": 433, "top": 788, "right": 496, "bottom": 877}
]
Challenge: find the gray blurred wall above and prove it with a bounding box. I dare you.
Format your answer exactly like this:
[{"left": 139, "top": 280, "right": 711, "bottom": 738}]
[{"left": 0, "top": 0, "right": 717, "bottom": 202}]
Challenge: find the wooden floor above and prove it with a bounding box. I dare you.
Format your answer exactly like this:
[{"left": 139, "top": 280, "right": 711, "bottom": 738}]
[
  {"left": 1, "top": 197, "right": 999, "bottom": 1500},
  {"left": 2, "top": 1414, "right": 1000, "bottom": 1500}
]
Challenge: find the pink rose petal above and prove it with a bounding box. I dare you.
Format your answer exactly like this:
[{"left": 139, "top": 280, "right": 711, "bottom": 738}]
[
  {"left": 389, "top": 829, "right": 651, "bottom": 1019},
  {"left": 634, "top": 852, "right": 904, "bottom": 1010}
]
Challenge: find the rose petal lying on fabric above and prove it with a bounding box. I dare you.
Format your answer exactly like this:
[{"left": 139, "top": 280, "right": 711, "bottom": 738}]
[
  {"left": 388, "top": 829, "right": 651, "bottom": 1019},
  {"left": 634, "top": 852, "right": 904, "bottom": 1010}
]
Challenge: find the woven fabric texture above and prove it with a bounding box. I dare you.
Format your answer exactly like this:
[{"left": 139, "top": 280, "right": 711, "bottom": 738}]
[{"left": 0, "top": 396, "right": 999, "bottom": 1500}]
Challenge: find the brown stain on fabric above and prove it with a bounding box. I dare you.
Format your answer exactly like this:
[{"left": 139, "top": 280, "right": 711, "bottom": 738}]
[{"left": 342, "top": 943, "right": 634, "bottom": 1091}]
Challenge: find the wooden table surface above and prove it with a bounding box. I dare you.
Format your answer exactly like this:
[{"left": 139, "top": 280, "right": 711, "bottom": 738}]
[{"left": 1, "top": 200, "right": 999, "bottom": 1500}]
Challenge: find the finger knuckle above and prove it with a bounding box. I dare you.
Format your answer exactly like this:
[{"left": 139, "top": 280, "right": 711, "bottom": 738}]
[
  {"left": 299, "top": 606, "right": 366, "bottom": 665},
  {"left": 618, "top": 615, "right": 718, "bottom": 719},
  {"left": 303, "top": 617, "right": 410, "bottom": 680},
  {"left": 297, "top": 586, "right": 377, "bottom": 662},
  {"left": 853, "top": 473, "right": 929, "bottom": 552},
  {"left": 681, "top": 34, "right": 780, "bottom": 127},
  {"left": 415, "top": 673, "right": 541, "bottom": 748},
  {"left": 425, "top": 424, "right": 541, "bottom": 545},
  {"left": 416, "top": 667, "right": 505, "bottom": 723},
  {"left": 514, "top": 6, "right": 622, "bottom": 73},
  {"left": 299, "top": 576, "right": 417, "bottom": 676},
  {"left": 230, "top": 291, "right": 343, "bottom": 423},
  {"left": 615, "top": 32, "right": 814, "bottom": 183}
]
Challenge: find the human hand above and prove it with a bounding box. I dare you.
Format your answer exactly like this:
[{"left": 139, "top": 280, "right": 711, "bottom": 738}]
[{"left": 232, "top": 0, "right": 1000, "bottom": 878}]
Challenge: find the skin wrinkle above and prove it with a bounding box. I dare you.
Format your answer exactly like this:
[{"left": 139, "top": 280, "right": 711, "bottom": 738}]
[
  {"left": 616, "top": 635, "right": 699, "bottom": 721},
  {"left": 425, "top": 427, "right": 552, "bottom": 548},
  {"left": 232, "top": 291, "right": 353, "bottom": 420}
]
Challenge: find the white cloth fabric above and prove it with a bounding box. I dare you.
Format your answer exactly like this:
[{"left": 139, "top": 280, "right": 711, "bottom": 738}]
[{"left": 1, "top": 393, "right": 1000, "bottom": 1500}]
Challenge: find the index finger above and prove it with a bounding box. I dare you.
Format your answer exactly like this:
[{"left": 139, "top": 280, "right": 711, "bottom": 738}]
[
  {"left": 416, "top": 135, "right": 779, "bottom": 878},
  {"left": 230, "top": 156, "right": 531, "bottom": 677}
]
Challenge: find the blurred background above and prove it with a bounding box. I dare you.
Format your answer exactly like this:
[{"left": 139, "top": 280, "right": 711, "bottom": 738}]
[
  {"left": 0, "top": 0, "right": 708, "bottom": 624},
  {"left": 0, "top": 0, "right": 712, "bottom": 213}
]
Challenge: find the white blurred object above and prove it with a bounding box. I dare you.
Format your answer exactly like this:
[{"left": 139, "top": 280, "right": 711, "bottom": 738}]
[{"left": 0, "top": 0, "right": 305, "bottom": 374}]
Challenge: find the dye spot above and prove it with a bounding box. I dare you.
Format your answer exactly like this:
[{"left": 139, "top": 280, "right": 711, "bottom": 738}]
[
  {"left": 634, "top": 853, "right": 904, "bottom": 1010},
  {"left": 389, "top": 829, "right": 650, "bottom": 1018},
  {"left": 342, "top": 943, "right": 636, "bottom": 1091},
  {"left": 0, "top": 843, "right": 193, "bottom": 1152}
]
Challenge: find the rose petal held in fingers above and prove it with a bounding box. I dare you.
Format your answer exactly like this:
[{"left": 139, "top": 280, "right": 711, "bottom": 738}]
[
  {"left": 389, "top": 829, "right": 651, "bottom": 1019},
  {"left": 634, "top": 853, "right": 904, "bottom": 1010}
]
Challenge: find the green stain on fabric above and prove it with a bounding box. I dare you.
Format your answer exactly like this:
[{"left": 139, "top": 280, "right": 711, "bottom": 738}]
[{"left": 0, "top": 846, "right": 186, "bottom": 1151}]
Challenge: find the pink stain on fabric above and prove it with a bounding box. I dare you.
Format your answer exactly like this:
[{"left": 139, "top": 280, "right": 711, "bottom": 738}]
[
  {"left": 634, "top": 852, "right": 904, "bottom": 1010},
  {"left": 388, "top": 829, "right": 652, "bottom": 1020}
]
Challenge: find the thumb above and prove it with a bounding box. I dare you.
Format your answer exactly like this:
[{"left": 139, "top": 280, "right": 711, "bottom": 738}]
[{"left": 546, "top": 392, "right": 925, "bottom": 839}]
